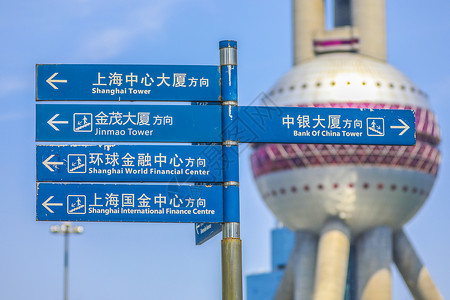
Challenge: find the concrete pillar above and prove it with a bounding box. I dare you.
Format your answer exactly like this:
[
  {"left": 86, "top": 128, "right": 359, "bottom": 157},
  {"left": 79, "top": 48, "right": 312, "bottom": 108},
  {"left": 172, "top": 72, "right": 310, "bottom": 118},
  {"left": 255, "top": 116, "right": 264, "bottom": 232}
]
[
  {"left": 351, "top": 0, "right": 386, "bottom": 61},
  {"left": 335, "top": 0, "right": 352, "bottom": 27},
  {"left": 356, "top": 226, "right": 392, "bottom": 300},
  {"left": 293, "top": 0, "right": 325, "bottom": 65},
  {"left": 313, "top": 218, "right": 351, "bottom": 300},
  {"left": 393, "top": 230, "right": 444, "bottom": 300},
  {"left": 293, "top": 231, "right": 318, "bottom": 300},
  {"left": 274, "top": 230, "right": 318, "bottom": 300},
  {"left": 274, "top": 243, "right": 295, "bottom": 300}
]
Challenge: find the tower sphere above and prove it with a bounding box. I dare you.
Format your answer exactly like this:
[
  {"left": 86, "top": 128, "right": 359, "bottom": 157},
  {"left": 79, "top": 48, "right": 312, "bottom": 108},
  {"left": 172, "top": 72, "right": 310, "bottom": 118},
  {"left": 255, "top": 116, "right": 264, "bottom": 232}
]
[{"left": 251, "top": 52, "right": 441, "bottom": 235}]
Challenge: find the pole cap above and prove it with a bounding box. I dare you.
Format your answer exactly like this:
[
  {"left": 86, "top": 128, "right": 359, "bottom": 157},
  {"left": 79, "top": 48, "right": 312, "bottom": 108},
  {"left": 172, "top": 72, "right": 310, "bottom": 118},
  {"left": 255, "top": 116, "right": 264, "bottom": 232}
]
[{"left": 219, "top": 40, "right": 237, "bottom": 49}]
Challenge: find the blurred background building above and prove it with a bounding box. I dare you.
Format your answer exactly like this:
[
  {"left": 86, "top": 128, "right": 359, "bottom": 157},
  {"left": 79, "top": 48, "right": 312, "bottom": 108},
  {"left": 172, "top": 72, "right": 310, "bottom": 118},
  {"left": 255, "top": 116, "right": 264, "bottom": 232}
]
[{"left": 247, "top": 0, "right": 443, "bottom": 299}]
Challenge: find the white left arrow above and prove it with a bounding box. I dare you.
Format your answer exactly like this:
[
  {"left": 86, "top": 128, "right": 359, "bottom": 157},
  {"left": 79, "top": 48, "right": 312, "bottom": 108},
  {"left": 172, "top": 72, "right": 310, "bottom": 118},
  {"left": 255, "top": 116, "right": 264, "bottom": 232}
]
[
  {"left": 46, "top": 72, "right": 67, "bottom": 89},
  {"left": 42, "top": 155, "right": 64, "bottom": 172},
  {"left": 42, "top": 196, "right": 63, "bottom": 213},
  {"left": 390, "top": 119, "right": 410, "bottom": 136},
  {"left": 47, "top": 114, "right": 68, "bottom": 131}
]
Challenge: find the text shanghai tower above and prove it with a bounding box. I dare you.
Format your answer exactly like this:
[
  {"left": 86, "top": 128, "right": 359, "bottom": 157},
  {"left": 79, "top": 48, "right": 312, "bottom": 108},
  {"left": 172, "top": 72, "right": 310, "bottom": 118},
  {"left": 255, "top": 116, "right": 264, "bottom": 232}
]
[{"left": 248, "top": 0, "right": 443, "bottom": 299}]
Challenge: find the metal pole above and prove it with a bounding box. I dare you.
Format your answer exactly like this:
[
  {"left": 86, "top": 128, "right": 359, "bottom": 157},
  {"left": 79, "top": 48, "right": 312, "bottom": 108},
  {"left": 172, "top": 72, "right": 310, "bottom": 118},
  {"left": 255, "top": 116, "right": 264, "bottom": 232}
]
[
  {"left": 50, "top": 223, "right": 83, "bottom": 300},
  {"left": 222, "top": 223, "right": 242, "bottom": 300},
  {"left": 64, "top": 231, "right": 69, "bottom": 300},
  {"left": 219, "top": 40, "right": 242, "bottom": 300}
]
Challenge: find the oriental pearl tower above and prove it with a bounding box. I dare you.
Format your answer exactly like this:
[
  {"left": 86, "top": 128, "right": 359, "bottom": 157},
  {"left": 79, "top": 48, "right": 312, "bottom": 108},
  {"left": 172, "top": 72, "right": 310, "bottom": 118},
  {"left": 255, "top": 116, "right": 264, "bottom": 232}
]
[{"left": 249, "top": 0, "right": 443, "bottom": 299}]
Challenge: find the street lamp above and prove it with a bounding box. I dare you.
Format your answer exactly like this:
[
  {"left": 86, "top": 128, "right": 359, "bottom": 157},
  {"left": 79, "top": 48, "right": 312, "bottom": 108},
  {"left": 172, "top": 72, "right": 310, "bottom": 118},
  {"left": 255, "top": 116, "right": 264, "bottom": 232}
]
[{"left": 50, "top": 223, "right": 84, "bottom": 300}]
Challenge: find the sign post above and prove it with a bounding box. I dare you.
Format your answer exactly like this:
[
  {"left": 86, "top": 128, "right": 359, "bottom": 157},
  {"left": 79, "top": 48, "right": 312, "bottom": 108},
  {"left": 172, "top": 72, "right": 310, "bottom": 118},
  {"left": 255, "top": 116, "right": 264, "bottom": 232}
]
[
  {"left": 219, "top": 41, "right": 242, "bottom": 300},
  {"left": 36, "top": 104, "right": 222, "bottom": 143},
  {"left": 237, "top": 106, "right": 415, "bottom": 145},
  {"left": 36, "top": 40, "right": 416, "bottom": 300},
  {"left": 37, "top": 183, "right": 223, "bottom": 223},
  {"left": 36, "top": 64, "right": 220, "bottom": 101},
  {"left": 37, "top": 145, "right": 223, "bottom": 183}
]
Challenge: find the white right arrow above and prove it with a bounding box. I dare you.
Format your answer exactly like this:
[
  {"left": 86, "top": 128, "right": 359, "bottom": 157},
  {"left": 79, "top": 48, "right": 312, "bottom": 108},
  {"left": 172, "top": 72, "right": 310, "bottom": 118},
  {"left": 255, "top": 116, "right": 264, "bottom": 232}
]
[
  {"left": 42, "top": 155, "right": 64, "bottom": 172},
  {"left": 390, "top": 119, "right": 410, "bottom": 136},
  {"left": 42, "top": 196, "right": 63, "bottom": 213},
  {"left": 47, "top": 114, "right": 68, "bottom": 131}
]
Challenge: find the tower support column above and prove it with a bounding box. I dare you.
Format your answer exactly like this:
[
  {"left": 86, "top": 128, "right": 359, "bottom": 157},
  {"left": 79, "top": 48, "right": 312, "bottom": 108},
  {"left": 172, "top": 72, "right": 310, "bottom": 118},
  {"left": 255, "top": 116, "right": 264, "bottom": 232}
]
[
  {"left": 351, "top": 0, "right": 386, "bottom": 60},
  {"left": 273, "top": 246, "right": 295, "bottom": 300},
  {"left": 274, "top": 230, "right": 317, "bottom": 300},
  {"left": 292, "top": 0, "right": 324, "bottom": 64},
  {"left": 313, "top": 218, "right": 351, "bottom": 300},
  {"left": 393, "top": 230, "right": 444, "bottom": 300},
  {"left": 356, "top": 226, "right": 392, "bottom": 300},
  {"left": 293, "top": 231, "right": 318, "bottom": 300},
  {"left": 334, "top": 0, "right": 352, "bottom": 27}
]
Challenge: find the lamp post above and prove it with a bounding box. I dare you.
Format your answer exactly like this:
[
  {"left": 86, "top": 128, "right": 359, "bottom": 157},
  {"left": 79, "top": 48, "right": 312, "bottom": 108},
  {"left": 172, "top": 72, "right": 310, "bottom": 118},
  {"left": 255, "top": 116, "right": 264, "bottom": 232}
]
[{"left": 50, "top": 223, "right": 84, "bottom": 300}]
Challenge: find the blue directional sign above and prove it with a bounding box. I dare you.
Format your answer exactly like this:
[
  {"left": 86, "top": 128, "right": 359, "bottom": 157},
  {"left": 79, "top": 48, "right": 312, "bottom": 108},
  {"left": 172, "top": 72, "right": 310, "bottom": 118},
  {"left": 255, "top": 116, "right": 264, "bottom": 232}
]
[
  {"left": 36, "top": 64, "right": 220, "bottom": 101},
  {"left": 36, "top": 145, "right": 223, "bottom": 182},
  {"left": 36, "top": 104, "right": 222, "bottom": 142},
  {"left": 195, "top": 223, "right": 223, "bottom": 245},
  {"left": 37, "top": 145, "right": 223, "bottom": 183},
  {"left": 37, "top": 183, "right": 223, "bottom": 223},
  {"left": 238, "top": 106, "right": 416, "bottom": 145}
]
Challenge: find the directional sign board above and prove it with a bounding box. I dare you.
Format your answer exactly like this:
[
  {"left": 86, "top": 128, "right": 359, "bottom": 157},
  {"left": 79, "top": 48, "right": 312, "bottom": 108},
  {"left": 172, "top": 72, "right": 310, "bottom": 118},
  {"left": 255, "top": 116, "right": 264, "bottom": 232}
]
[
  {"left": 37, "top": 183, "right": 223, "bottom": 223},
  {"left": 195, "top": 223, "right": 223, "bottom": 245},
  {"left": 37, "top": 145, "right": 223, "bottom": 183},
  {"left": 36, "top": 64, "right": 221, "bottom": 101},
  {"left": 36, "top": 104, "right": 222, "bottom": 142},
  {"left": 238, "top": 106, "right": 416, "bottom": 145}
]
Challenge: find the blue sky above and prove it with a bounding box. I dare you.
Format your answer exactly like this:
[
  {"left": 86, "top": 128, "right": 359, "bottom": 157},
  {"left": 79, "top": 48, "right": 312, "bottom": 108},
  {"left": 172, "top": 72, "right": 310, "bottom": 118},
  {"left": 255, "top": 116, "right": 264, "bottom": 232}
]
[{"left": 1, "top": 0, "right": 450, "bottom": 299}]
